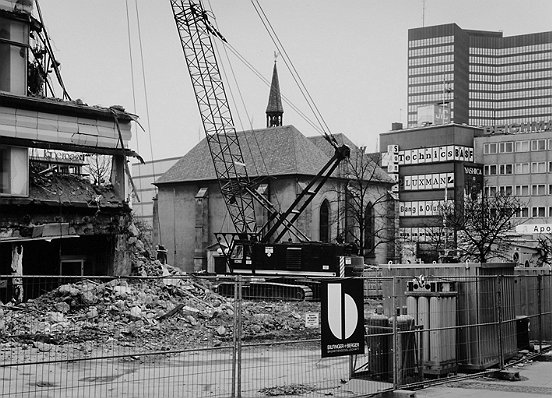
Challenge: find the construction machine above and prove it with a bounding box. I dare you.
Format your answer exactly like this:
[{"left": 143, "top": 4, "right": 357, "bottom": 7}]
[{"left": 170, "top": 0, "right": 357, "bottom": 299}]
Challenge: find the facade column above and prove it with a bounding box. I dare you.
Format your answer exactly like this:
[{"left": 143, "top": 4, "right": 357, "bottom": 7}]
[
  {"left": 194, "top": 188, "right": 209, "bottom": 272},
  {"left": 11, "top": 243, "right": 23, "bottom": 303}
]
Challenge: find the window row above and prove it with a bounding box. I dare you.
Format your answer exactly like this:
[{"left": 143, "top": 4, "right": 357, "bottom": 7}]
[
  {"left": 469, "top": 79, "right": 552, "bottom": 94},
  {"left": 398, "top": 227, "right": 454, "bottom": 243},
  {"left": 484, "top": 139, "right": 552, "bottom": 154},
  {"left": 513, "top": 207, "right": 552, "bottom": 218},
  {"left": 469, "top": 80, "right": 552, "bottom": 91},
  {"left": 484, "top": 161, "right": 552, "bottom": 175},
  {"left": 469, "top": 106, "right": 552, "bottom": 118},
  {"left": 409, "top": 73, "right": 454, "bottom": 85},
  {"left": 469, "top": 88, "right": 552, "bottom": 100},
  {"left": 408, "top": 53, "right": 454, "bottom": 66},
  {"left": 471, "top": 116, "right": 552, "bottom": 126},
  {"left": 409, "top": 63, "right": 454, "bottom": 76},
  {"left": 409, "top": 92, "right": 453, "bottom": 105},
  {"left": 469, "top": 43, "right": 552, "bottom": 56},
  {"left": 486, "top": 184, "right": 552, "bottom": 196},
  {"left": 470, "top": 70, "right": 552, "bottom": 82},
  {"left": 409, "top": 36, "right": 454, "bottom": 49},
  {"left": 469, "top": 60, "right": 552, "bottom": 73},
  {"left": 409, "top": 45, "right": 454, "bottom": 58},
  {"left": 469, "top": 97, "right": 552, "bottom": 109},
  {"left": 409, "top": 82, "right": 455, "bottom": 94},
  {"left": 470, "top": 51, "right": 552, "bottom": 65}
]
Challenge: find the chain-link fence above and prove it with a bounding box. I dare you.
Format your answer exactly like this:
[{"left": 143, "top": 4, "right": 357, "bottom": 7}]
[{"left": 0, "top": 270, "right": 550, "bottom": 397}]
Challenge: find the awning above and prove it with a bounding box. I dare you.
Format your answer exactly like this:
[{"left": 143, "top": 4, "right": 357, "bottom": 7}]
[{"left": 0, "top": 235, "right": 80, "bottom": 244}]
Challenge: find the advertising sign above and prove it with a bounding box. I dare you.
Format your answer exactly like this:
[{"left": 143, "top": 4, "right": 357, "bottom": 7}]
[
  {"left": 321, "top": 279, "right": 364, "bottom": 357},
  {"left": 516, "top": 224, "right": 552, "bottom": 234}
]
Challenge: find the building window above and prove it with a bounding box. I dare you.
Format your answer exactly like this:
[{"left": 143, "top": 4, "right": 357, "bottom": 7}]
[
  {"left": 515, "top": 163, "right": 530, "bottom": 174},
  {"left": 364, "top": 203, "right": 375, "bottom": 256},
  {"left": 319, "top": 199, "right": 330, "bottom": 243},
  {"left": 0, "top": 145, "right": 28, "bottom": 196},
  {"left": 499, "top": 185, "right": 513, "bottom": 195},
  {"left": 515, "top": 140, "right": 529, "bottom": 152},
  {"left": 532, "top": 184, "right": 546, "bottom": 196},
  {"left": 0, "top": 16, "right": 29, "bottom": 95},
  {"left": 484, "top": 165, "right": 497, "bottom": 175},
  {"left": 499, "top": 164, "right": 513, "bottom": 175},
  {"left": 532, "top": 207, "right": 546, "bottom": 217},
  {"left": 483, "top": 143, "right": 490, "bottom": 154},
  {"left": 515, "top": 185, "right": 529, "bottom": 196},
  {"left": 485, "top": 186, "right": 497, "bottom": 197},
  {"left": 517, "top": 207, "right": 529, "bottom": 218},
  {"left": 499, "top": 142, "right": 513, "bottom": 153},
  {"left": 531, "top": 162, "right": 546, "bottom": 173},
  {"left": 531, "top": 139, "right": 546, "bottom": 151}
]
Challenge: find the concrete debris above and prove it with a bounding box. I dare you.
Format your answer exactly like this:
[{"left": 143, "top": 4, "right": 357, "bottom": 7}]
[
  {"left": 127, "top": 223, "right": 140, "bottom": 237},
  {"left": 0, "top": 224, "right": 321, "bottom": 350},
  {"left": 33, "top": 342, "right": 53, "bottom": 352},
  {"left": 54, "top": 302, "right": 70, "bottom": 314},
  {"left": 0, "top": 274, "right": 321, "bottom": 350}
]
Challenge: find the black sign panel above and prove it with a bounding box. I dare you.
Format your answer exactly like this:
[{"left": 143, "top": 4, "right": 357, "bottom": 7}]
[{"left": 321, "top": 279, "right": 365, "bottom": 357}]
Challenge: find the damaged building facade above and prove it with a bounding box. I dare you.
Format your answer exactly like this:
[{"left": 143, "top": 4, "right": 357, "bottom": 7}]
[{"left": 0, "top": 1, "right": 140, "bottom": 298}]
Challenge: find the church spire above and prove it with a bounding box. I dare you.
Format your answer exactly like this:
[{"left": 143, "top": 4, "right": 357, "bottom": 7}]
[{"left": 266, "top": 58, "right": 284, "bottom": 127}]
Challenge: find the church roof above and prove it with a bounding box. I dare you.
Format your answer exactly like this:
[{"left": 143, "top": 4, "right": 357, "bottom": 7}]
[
  {"left": 155, "top": 125, "right": 394, "bottom": 185},
  {"left": 308, "top": 134, "right": 393, "bottom": 183},
  {"left": 156, "top": 125, "right": 331, "bottom": 184},
  {"left": 308, "top": 133, "right": 357, "bottom": 158}
]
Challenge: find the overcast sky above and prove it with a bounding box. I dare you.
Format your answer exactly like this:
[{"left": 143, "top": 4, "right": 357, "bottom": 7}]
[{"left": 40, "top": 0, "right": 552, "bottom": 162}]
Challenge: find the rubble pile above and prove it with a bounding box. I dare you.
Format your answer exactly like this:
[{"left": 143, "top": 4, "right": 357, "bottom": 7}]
[{"left": 0, "top": 273, "right": 321, "bottom": 350}]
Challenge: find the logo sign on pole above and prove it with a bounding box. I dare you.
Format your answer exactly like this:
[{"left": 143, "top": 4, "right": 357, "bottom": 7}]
[{"left": 321, "top": 279, "right": 364, "bottom": 357}]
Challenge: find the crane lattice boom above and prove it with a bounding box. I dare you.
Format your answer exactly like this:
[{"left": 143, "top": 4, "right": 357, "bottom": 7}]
[{"left": 170, "top": 0, "right": 257, "bottom": 234}]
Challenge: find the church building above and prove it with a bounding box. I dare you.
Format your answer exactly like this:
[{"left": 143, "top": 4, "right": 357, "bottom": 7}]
[{"left": 154, "top": 63, "right": 397, "bottom": 272}]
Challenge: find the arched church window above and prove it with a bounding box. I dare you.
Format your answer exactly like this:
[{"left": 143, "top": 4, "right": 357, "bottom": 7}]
[
  {"left": 320, "top": 199, "right": 330, "bottom": 242},
  {"left": 364, "top": 203, "right": 375, "bottom": 253}
]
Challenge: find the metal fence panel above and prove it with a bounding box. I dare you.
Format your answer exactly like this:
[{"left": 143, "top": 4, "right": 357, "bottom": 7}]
[{"left": 1, "top": 271, "right": 551, "bottom": 396}]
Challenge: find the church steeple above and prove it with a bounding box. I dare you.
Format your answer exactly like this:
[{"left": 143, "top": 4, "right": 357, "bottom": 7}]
[{"left": 266, "top": 60, "right": 284, "bottom": 127}]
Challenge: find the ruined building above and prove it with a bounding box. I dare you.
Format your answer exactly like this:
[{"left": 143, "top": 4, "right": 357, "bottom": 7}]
[{"left": 0, "top": 1, "right": 140, "bottom": 294}]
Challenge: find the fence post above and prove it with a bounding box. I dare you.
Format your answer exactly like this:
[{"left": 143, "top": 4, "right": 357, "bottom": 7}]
[
  {"left": 231, "top": 276, "right": 238, "bottom": 398},
  {"left": 537, "top": 274, "right": 543, "bottom": 354},
  {"left": 237, "top": 275, "right": 243, "bottom": 398},
  {"left": 392, "top": 276, "right": 398, "bottom": 389},
  {"left": 496, "top": 275, "right": 504, "bottom": 370}
]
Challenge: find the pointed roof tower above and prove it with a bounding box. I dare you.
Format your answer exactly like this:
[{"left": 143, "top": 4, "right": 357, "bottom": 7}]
[{"left": 266, "top": 60, "right": 284, "bottom": 127}]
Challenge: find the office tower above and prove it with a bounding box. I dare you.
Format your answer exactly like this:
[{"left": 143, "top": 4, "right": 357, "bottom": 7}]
[{"left": 407, "top": 24, "right": 552, "bottom": 128}]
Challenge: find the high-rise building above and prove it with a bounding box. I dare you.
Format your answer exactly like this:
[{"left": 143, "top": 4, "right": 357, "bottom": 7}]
[{"left": 407, "top": 24, "right": 552, "bottom": 128}]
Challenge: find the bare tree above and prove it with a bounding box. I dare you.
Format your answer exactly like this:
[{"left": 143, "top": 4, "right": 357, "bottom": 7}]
[
  {"left": 440, "top": 192, "right": 521, "bottom": 263},
  {"left": 535, "top": 234, "right": 552, "bottom": 267},
  {"left": 87, "top": 154, "right": 112, "bottom": 185},
  {"left": 330, "top": 147, "right": 397, "bottom": 259}
]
